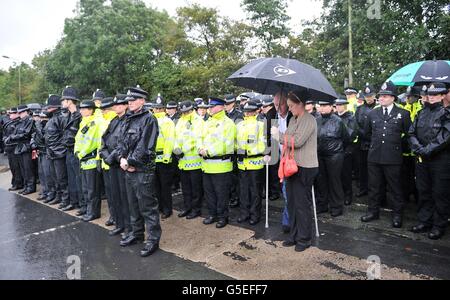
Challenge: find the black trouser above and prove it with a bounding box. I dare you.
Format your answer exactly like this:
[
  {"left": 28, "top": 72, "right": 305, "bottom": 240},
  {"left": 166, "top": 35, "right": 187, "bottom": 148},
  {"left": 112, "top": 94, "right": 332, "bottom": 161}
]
[
  {"left": 368, "top": 163, "right": 404, "bottom": 217},
  {"left": 268, "top": 162, "right": 280, "bottom": 198},
  {"left": 103, "top": 169, "right": 114, "bottom": 221},
  {"left": 66, "top": 151, "right": 83, "bottom": 207},
  {"left": 38, "top": 154, "right": 55, "bottom": 198},
  {"left": 230, "top": 160, "right": 239, "bottom": 201},
  {"left": 18, "top": 151, "right": 35, "bottom": 191},
  {"left": 155, "top": 162, "right": 175, "bottom": 215},
  {"left": 109, "top": 166, "right": 131, "bottom": 233},
  {"left": 172, "top": 157, "right": 181, "bottom": 191},
  {"left": 6, "top": 151, "right": 23, "bottom": 188},
  {"left": 49, "top": 158, "right": 69, "bottom": 203},
  {"left": 359, "top": 149, "right": 369, "bottom": 193},
  {"left": 401, "top": 155, "right": 417, "bottom": 203},
  {"left": 203, "top": 172, "right": 231, "bottom": 220},
  {"left": 415, "top": 155, "right": 450, "bottom": 230},
  {"left": 81, "top": 168, "right": 101, "bottom": 218},
  {"left": 286, "top": 167, "right": 319, "bottom": 247},
  {"left": 126, "top": 171, "right": 161, "bottom": 243},
  {"left": 317, "top": 153, "right": 345, "bottom": 214},
  {"left": 352, "top": 142, "right": 360, "bottom": 180},
  {"left": 239, "top": 169, "right": 263, "bottom": 221},
  {"left": 180, "top": 169, "right": 203, "bottom": 214},
  {"left": 342, "top": 147, "right": 354, "bottom": 203}
]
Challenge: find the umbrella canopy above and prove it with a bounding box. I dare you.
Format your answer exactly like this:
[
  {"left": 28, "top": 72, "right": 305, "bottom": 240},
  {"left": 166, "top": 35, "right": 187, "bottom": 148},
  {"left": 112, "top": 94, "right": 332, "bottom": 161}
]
[
  {"left": 228, "top": 57, "right": 338, "bottom": 102},
  {"left": 388, "top": 60, "right": 450, "bottom": 86}
]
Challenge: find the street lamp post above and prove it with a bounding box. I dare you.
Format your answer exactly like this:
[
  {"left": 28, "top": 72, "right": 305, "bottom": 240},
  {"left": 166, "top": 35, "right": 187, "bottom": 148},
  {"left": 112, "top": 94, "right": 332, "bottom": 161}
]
[{"left": 2, "top": 55, "right": 22, "bottom": 105}]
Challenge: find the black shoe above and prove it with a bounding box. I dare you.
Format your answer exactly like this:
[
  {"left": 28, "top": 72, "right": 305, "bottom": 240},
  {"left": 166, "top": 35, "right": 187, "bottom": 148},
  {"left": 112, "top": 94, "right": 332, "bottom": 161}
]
[
  {"left": 58, "top": 203, "right": 67, "bottom": 210},
  {"left": 37, "top": 195, "right": 47, "bottom": 201},
  {"left": 62, "top": 204, "right": 76, "bottom": 212},
  {"left": 186, "top": 211, "right": 201, "bottom": 220},
  {"left": 140, "top": 242, "right": 159, "bottom": 257},
  {"left": 249, "top": 219, "right": 260, "bottom": 226},
  {"left": 428, "top": 228, "right": 445, "bottom": 240},
  {"left": 22, "top": 189, "right": 36, "bottom": 195},
  {"left": 48, "top": 199, "right": 61, "bottom": 205},
  {"left": 282, "top": 240, "right": 296, "bottom": 247},
  {"left": 361, "top": 213, "right": 379, "bottom": 223},
  {"left": 411, "top": 224, "right": 432, "bottom": 234},
  {"left": 18, "top": 189, "right": 26, "bottom": 194},
  {"left": 269, "top": 195, "right": 279, "bottom": 201},
  {"left": 83, "top": 215, "right": 100, "bottom": 222},
  {"left": 120, "top": 235, "right": 144, "bottom": 247},
  {"left": 108, "top": 228, "right": 124, "bottom": 236},
  {"left": 216, "top": 219, "right": 228, "bottom": 228},
  {"left": 161, "top": 212, "right": 172, "bottom": 219},
  {"left": 76, "top": 209, "right": 86, "bottom": 216},
  {"left": 237, "top": 216, "right": 249, "bottom": 223},
  {"left": 8, "top": 186, "right": 23, "bottom": 191},
  {"left": 282, "top": 225, "right": 291, "bottom": 234},
  {"left": 356, "top": 191, "right": 368, "bottom": 198},
  {"left": 295, "top": 244, "right": 310, "bottom": 252},
  {"left": 230, "top": 199, "right": 239, "bottom": 208},
  {"left": 203, "top": 216, "right": 217, "bottom": 225},
  {"left": 392, "top": 216, "right": 403, "bottom": 228},
  {"left": 316, "top": 208, "right": 328, "bottom": 214},
  {"left": 105, "top": 219, "right": 114, "bottom": 226},
  {"left": 331, "top": 211, "right": 343, "bottom": 218},
  {"left": 178, "top": 210, "right": 190, "bottom": 218}
]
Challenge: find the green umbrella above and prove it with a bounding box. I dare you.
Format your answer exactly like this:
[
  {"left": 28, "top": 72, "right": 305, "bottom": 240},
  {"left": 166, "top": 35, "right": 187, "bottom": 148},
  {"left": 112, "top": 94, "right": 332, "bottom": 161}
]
[{"left": 388, "top": 60, "right": 450, "bottom": 86}]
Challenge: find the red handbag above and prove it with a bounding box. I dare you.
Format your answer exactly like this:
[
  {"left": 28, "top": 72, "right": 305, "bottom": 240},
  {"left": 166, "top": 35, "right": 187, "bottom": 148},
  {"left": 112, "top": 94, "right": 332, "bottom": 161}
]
[{"left": 278, "top": 135, "right": 298, "bottom": 182}]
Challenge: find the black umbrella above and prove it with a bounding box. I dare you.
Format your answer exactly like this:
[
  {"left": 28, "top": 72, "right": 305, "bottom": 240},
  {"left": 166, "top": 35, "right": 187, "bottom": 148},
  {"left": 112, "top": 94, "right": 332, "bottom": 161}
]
[{"left": 228, "top": 57, "right": 338, "bottom": 102}]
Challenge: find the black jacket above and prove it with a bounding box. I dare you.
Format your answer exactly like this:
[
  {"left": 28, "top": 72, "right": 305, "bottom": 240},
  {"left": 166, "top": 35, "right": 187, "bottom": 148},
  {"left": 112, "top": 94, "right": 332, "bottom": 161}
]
[
  {"left": 9, "top": 115, "right": 35, "bottom": 155},
  {"left": 31, "top": 120, "right": 48, "bottom": 152},
  {"left": 100, "top": 114, "right": 127, "bottom": 167},
  {"left": 408, "top": 103, "right": 450, "bottom": 161},
  {"left": 44, "top": 109, "right": 67, "bottom": 159},
  {"left": 62, "top": 110, "right": 82, "bottom": 150},
  {"left": 118, "top": 109, "right": 159, "bottom": 172},
  {"left": 2, "top": 118, "right": 20, "bottom": 153},
  {"left": 316, "top": 113, "right": 350, "bottom": 156},
  {"left": 365, "top": 105, "right": 411, "bottom": 165},
  {"left": 337, "top": 111, "right": 358, "bottom": 151},
  {"left": 355, "top": 102, "right": 376, "bottom": 150}
]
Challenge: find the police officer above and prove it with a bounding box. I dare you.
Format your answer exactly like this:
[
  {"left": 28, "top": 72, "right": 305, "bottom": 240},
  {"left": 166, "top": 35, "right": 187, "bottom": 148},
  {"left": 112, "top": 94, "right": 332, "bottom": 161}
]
[
  {"left": 166, "top": 100, "right": 180, "bottom": 122},
  {"left": 75, "top": 100, "right": 102, "bottom": 222},
  {"left": 200, "top": 97, "right": 236, "bottom": 228},
  {"left": 315, "top": 101, "right": 350, "bottom": 217},
  {"left": 165, "top": 98, "right": 181, "bottom": 193},
  {"left": 305, "top": 100, "right": 320, "bottom": 118},
  {"left": 0, "top": 108, "right": 8, "bottom": 153},
  {"left": 44, "top": 94, "right": 68, "bottom": 205},
  {"left": 3, "top": 108, "right": 23, "bottom": 191},
  {"left": 409, "top": 83, "right": 450, "bottom": 240},
  {"left": 335, "top": 97, "right": 358, "bottom": 205},
  {"left": 174, "top": 101, "right": 205, "bottom": 219},
  {"left": 355, "top": 84, "right": 377, "bottom": 197},
  {"left": 344, "top": 87, "right": 359, "bottom": 113},
  {"left": 61, "top": 86, "right": 83, "bottom": 212},
  {"left": 361, "top": 81, "right": 411, "bottom": 228},
  {"left": 152, "top": 94, "right": 176, "bottom": 219},
  {"left": 196, "top": 100, "right": 210, "bottom": 121},
  {"left": 118, "top": 86, "right": 161, "bottom": 257},
  {"left": 9, "top": 105, "right": 36, "bottom": 195},
  {"left": 100, "top": 94, "right": 130, "bottom": 237},
  {"left": 236, "top": 100, "right": 266, "bottom": 225}
]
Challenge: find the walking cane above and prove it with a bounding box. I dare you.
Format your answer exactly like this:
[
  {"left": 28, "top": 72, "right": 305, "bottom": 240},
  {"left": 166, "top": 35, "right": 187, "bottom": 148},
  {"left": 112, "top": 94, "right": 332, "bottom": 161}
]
[
  {"left": 265, "top": 160, "right": 269, "bottom": 229},
  {"left": 312, "top": 185, "right": 320, "bottom": 238}
]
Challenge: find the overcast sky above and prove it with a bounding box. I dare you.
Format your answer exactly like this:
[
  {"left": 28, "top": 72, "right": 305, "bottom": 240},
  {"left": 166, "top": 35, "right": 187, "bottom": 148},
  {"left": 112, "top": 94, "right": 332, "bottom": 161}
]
[{"left": 0, "top": 0, "right": 323, "bottom": 70}]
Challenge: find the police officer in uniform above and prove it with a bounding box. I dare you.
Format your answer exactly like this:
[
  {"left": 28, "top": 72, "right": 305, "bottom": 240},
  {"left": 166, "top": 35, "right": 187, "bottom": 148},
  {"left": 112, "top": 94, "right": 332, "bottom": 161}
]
[
  {"left": 3, "top": 108, "right": 23, "bottom": 191},
  {"left": 196, "top": 100, "right": 210, "bottom": 121},
  {"left": 9, "top": 105, "right": 36, "bottom": 195},
  {"left": 344, "top": 87, "right": 359, "bottom": 113},
  {"left": 361, "top": 81, "right": 411, "bottom": 228},
  {"left": 236, "top": 100, "right": 266, "bottom": 225},
  {"left": 200, "top": 97, "right": 236, "bottom": 228},
  {"left": 409, "top": 83, "right": 450, "bottom": 240},
  {"left": 335, "top": 97, "right": 358, "bottom": 205},
  {"left": 118, "top": 86, "right": 161, "bottom": 257},
  {"left": 166, "top": 100, "right": 180, "bottom": 122},
  {"left": 44, "top": 94, "right": 68, "bottom": 205},
  {"left": 305, "top": 100, "right": 320, "bottom": 118},
  {"left": 152, "top": 94, "right": 176, "bottom": 219},
  {"left": 174, "top": 101, "right": 205, "bottom": 219},
  {"left": 355, "top": 84, "right": 377, "bottom": 197},
  {"left": 100, "top": 94, "right": 131, "bottom": 237}
]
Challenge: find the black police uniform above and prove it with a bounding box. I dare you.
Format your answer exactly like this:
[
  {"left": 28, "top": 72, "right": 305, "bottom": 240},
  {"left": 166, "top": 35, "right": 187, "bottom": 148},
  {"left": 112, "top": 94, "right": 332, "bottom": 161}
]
[
  {"left": 10, "top": 107, "right": 36, "bottom": 194},
  {"left": 337, "top": 110, "right": 358, "bottom": 205},
  {"left": 316, "top": 112, "right": 350, "bottom": 216},
  {"left": 362, "top": 82, "right": 411, "bottom": 226},
  {"left": 3, "top": 114, "right": 23, "bottom": 190},
  {"left": 118, "top": 87, "right": 161, "bottom": 253},
  {"left": 409, "top": 84, "right": 450, "bottom": 239}
]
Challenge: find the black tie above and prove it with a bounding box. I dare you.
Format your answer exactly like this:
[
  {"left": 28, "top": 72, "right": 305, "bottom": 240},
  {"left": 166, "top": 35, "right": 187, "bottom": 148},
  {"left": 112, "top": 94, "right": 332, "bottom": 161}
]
[{"left": 384, "top": 107, "right": 388, "bottom": 119}]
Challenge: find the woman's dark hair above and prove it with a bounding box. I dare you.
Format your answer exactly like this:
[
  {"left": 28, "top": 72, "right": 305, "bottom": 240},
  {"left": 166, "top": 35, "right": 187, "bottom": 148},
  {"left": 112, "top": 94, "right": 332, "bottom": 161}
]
[{"left": 287, "top": 89, "right": 309, "bottom": 104}]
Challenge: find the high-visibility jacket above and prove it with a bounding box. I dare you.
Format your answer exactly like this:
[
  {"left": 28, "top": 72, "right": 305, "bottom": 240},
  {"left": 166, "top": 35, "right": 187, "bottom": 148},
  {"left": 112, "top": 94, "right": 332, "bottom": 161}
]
[
  {"left": 236, "top": 115, "right": 266, "bottom": 171},
  {"left": 174, "top": 111, "right": 204, "bottom": 171},
  {"left": 74, "top": 115, "right": 102, "bottom": 170},
  {"left": 200, "top": 110, "right": 236, "bottom": 174},
  {"left": 347, "top": 96, "right": 357, "bottom": 113},
  {"left": 401, "top": 101, "right": 422, "bottom": 122},
  {"left": 154, "top": 112, "right": 175, "bottom": 164},
  {"left": 97, "top": 110, "right": 117, "bottom": 170}
]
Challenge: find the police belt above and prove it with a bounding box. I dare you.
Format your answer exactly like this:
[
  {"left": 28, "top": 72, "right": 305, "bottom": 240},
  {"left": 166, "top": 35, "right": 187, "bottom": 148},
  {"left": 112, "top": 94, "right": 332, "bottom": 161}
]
[
  {"left": 205, "top": 155, "right": 232, "bottom": 161},
  {"left": 236, "top": 154, "right": 263, "bottom": 161},
  {"left": 80, "top": 150, "right": 97, "bottom": 162}
]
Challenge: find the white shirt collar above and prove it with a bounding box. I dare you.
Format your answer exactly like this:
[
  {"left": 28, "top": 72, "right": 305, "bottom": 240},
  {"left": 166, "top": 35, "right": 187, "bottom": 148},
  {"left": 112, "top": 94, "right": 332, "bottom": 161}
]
[{"left": 383, "top": 104, "right": 394, "bottom": 115}]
